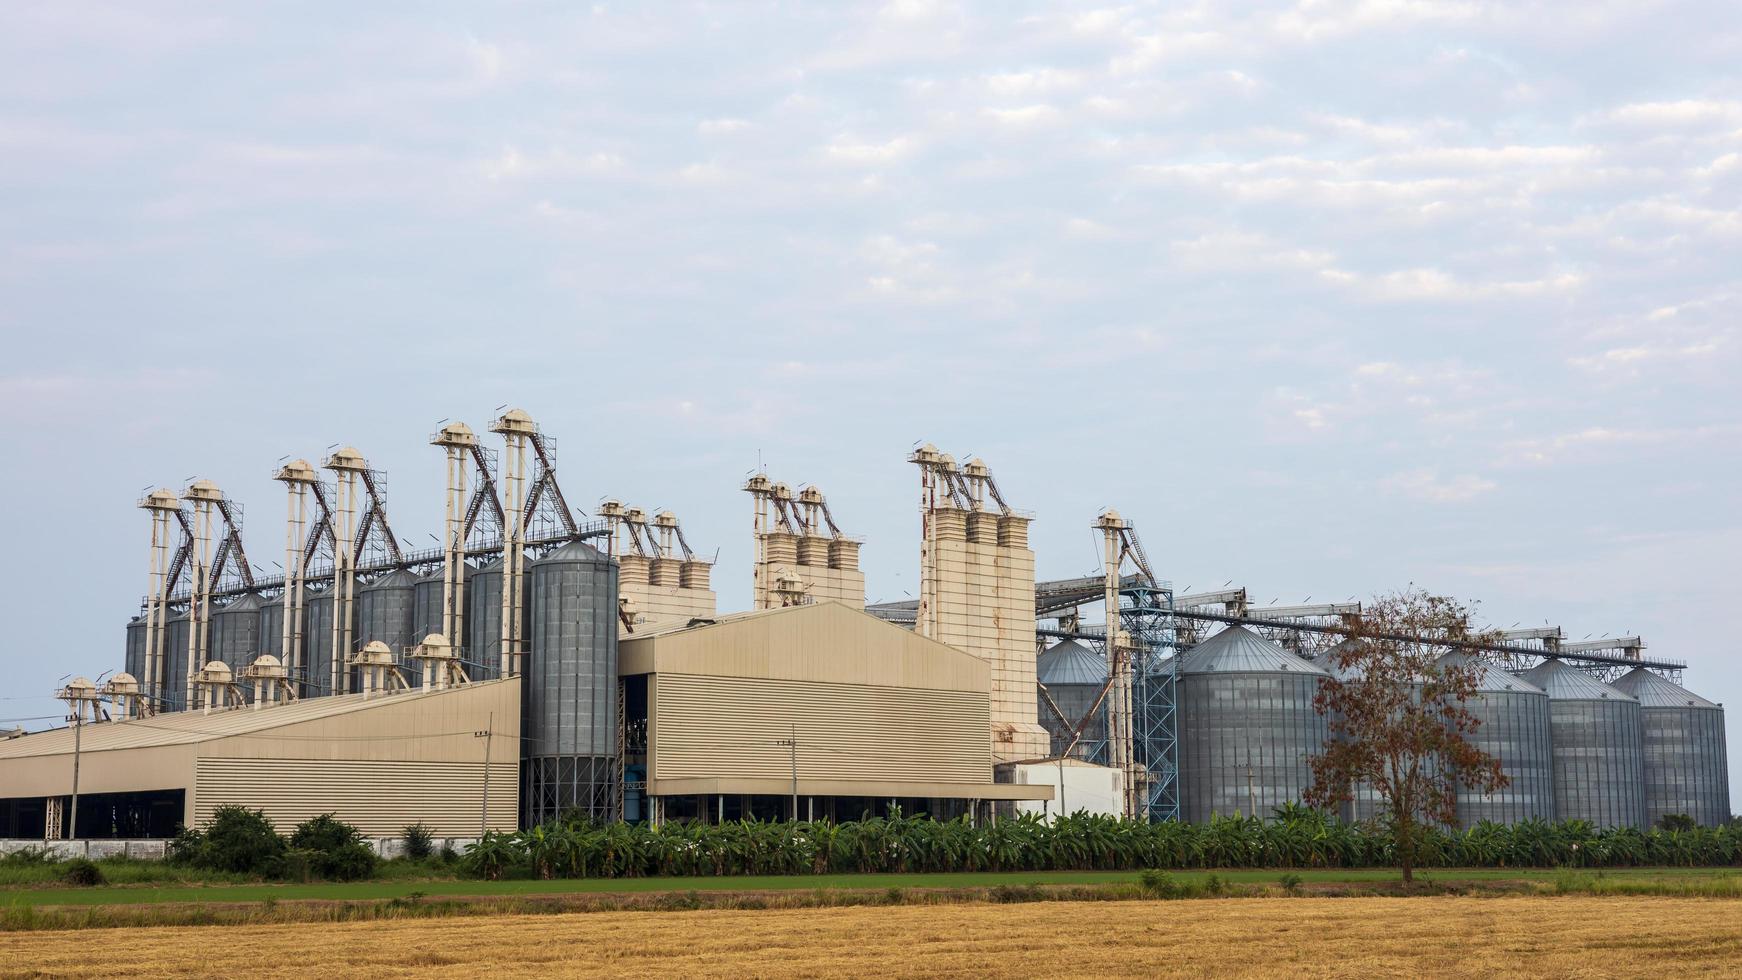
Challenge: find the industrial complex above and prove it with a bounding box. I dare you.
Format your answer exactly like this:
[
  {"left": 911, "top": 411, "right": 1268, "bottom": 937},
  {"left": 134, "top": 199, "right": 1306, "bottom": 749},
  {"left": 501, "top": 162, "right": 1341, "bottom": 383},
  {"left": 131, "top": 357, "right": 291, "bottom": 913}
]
[{"left": 0, "top": 409, "right": 1729, "bottom": 842}]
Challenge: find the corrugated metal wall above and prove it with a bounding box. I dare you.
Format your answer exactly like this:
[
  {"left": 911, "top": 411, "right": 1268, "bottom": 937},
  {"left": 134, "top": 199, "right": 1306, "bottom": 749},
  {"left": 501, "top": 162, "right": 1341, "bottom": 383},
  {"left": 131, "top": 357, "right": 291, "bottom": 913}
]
[
  {"left": 357, "top": 571, "right": 419, "bottom": 687},
  {"left": 195, "top": 757, "right": 515, "bottom": 836},
  {"left": 465, "top": 561, "right": 502, "bottom": 682},
  {"left": 1546, "top": 697, "right": 1646, "bottom": 829},
  {"left": 302, "top": 592, "right": 335, "bottom": 697},
  {"left": 1638, "top": 704, "right": 1730, "bottom": 828},
  {"left": 1180, "top": 672, "right": 1328, "bottom": 822},
  {"left": 1458, "top": 686, "right": 1556, "bottom": 827},
  {"left": 653, "top": 673, "right": 990, "bottom": 785},
  {"left": 524, "top": 544, "right": 618, "bottom": 824}
]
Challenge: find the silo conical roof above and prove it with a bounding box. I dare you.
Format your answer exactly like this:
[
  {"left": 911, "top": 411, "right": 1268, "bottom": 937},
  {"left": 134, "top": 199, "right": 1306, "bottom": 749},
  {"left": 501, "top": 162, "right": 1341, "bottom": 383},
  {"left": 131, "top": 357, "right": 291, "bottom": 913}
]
[
  {"left": 537, "top": 540, "right": 608, "bottom": 562},
  {"left": 1313, "top": 639, "right": 1369, "bottom": 681},
  {"left": 1439, "top": 651, "right": 1546, "bottom": 695},
  {"left": 1612, "top": 668, "right": 1719, "bottom": 709},
  {"left": 1181, "top": 625, "right": 1329, "bottom": 675},
  {"left": 366, "top": 569, "right": 421, "bottom": 589},
  {"left": 1037, "top": 640, "right": 1108, "bottom": 686},
  {"left": 222, "top": 592, "right": 264, "bottom": 612},
  {"left": 1520, "top": 657, "right": 1636, "bottom": 702}
]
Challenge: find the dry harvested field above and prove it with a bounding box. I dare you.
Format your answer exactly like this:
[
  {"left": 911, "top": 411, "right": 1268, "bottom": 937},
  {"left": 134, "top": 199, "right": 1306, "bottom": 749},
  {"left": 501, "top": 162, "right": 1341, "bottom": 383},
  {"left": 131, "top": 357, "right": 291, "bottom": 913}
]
[{"left": 4, "top": 895, "right": 1739, "bottom": 978}]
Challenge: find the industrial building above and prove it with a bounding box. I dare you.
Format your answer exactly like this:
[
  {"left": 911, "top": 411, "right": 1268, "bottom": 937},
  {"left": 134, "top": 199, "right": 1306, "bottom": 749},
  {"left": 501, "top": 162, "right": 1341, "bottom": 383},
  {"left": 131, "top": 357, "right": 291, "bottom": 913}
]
[{"left": 0, "top": 409, "right": 1730, "bottom": 842}]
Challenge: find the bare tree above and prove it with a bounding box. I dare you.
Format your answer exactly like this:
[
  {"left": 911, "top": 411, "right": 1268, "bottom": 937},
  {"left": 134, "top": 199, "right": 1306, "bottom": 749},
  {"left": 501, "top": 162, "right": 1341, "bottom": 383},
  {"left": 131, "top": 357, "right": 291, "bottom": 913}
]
[{"left": 1305, "top": 589, "right": 1507, "bottom": 884}]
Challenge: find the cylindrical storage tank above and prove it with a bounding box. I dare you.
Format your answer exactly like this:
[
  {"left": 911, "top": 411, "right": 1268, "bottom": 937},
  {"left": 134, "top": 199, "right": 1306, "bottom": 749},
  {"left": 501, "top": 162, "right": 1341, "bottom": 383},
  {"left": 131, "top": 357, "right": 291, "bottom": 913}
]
[
  {"left": 1180, "top": 626, "right": 1330, "bottom": 823},
  {"left": 302, "top": 590, "right": 335, "bottom": 698},
  {"left": 796, "top": 536, "right": 829, "bottom": 566},
  {"left": 257, "top": 598, "right": 284, "bottom": 664},
  {"left": 412, "top": 569, "right": 446, "bottom": 643},
  {"left": 1036, "top": 640, "right": 1108, "bottom": 761},
  {"left": 1437, "top": 652, "right": 1554, "bottom": 827},
  {"left": 162, "top": 610, "right": 190, "bottom": 710},
  {"left": 525, "top": 541, "right": 620, "bottom": 825},
  {"left": 209, "top": 594, "right": 264, "bottom": 699},
  {"left": 125, "top": 616, "right": 146, "bottom": 693},
  {"left": 465, "top": 559, "right": 502, "bottom": 681},
  {"left": 649, "top": 557, "right": 681, "bottom": 587},
  {"left": 1612, "top": 668, "right": 1730, "bottom": 828},
  {"left": 828, "top": 539, "right": 860, "bottom": 570},
  {"left": 357, "top": 570, "right": 419, "bottom": 687},
  {"left": 1521, "top": 659, "right": 1645, "bottom": 829},
  {"left": 1311, "top": 640, "right": 1383, "bottom": 824},
  {"left": 678, "top": 560, "right": 711, "bottom": 589}
]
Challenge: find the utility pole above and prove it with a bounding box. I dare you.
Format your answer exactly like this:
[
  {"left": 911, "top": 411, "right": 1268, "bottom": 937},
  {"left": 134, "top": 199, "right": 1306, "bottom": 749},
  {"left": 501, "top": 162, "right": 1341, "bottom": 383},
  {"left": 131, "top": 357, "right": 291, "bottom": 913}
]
[
  {"left": 69, "top": 710, "right": 83, "bottom": 841},
  {"left": 777, "top": 724, "right": 798, "bottom": 821},
  {"left": 1056, "top": 754, "right": 1067, "bottom": 823},
  {"left": 1245, "top": 751, "right": 1258, "bottom": 819},
  {"left": 475, "top": 711, "right": 493, "bottom": 837}
]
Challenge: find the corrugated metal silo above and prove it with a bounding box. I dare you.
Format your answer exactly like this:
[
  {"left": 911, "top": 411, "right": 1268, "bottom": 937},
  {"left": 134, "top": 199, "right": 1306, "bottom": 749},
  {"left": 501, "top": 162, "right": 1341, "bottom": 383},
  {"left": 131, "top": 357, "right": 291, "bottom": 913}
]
[
  {"left": 412, "top": 569, "right": 447, "bottom": 646},
  {"left": 524, "top": 541, "right": 619, "bottom": 825},
  {"left": 1311, "top": 640, "right": 1383, "bottom": 823},
  {"left": 1438, "top": 652, "right": 1554, "bottom": 826},
  {"left": 124, "top": 616, "right": 146, "bottom": 692},
  {"left": 209, "top": 593, "right": 264, "bottom": 698},
  {"left": 257, "top": 598, "right": 283, "bottom": 662},
  {"left": 1612, "top": 668, "right": 1730, "bottom": 828},
  {"left": 302, "top": 590, "right": 335, "bottom": 697},
  {"left": 1520, "top": 658, "right": 1645, "bottom": 829},
  {"left": 465, "top": 559, "right": 503, "bottom": 681},
  {"left": 162, "top": 610, "right": 190, "bottom": 710},
  {"left": 1180, "top": 625, "right": 1330, "bottom": 823},
  {"left": 1036, "top": 639, "right": 1107, "bottom": 760},
  {"left": 357, "top": 570, "right": 419, "bottom": 686}
]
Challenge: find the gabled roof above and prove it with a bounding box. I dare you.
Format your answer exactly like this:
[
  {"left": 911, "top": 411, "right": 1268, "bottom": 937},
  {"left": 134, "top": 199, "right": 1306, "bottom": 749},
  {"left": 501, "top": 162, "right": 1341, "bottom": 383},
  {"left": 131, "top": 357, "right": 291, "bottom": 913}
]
[
  {"left": 1180, "top": 625, "right": 1328, "bottom": 676},
  {"left": 1519, "top": 657, "right": 1635, "bottom": 703},
  {"left": 1037, "top": 640, "right": 1107, "bottom": 686},
  {"left": 1612, "top": 667, "right": 1720, "bottom": 709}
]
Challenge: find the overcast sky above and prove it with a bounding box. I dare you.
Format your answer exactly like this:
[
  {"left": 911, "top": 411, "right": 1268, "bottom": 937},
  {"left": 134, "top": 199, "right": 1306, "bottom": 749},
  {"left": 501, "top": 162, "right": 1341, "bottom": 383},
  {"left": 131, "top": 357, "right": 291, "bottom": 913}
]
[{"left": 3, "top": 2, "right": 1739, "bottom": 801}]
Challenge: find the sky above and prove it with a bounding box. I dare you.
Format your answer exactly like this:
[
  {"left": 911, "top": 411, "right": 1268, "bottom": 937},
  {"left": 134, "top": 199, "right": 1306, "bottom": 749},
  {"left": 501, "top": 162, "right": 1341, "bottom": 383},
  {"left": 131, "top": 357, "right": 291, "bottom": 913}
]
[{"left": 2, "top": 2, "right": 1739, "bottom": 801}]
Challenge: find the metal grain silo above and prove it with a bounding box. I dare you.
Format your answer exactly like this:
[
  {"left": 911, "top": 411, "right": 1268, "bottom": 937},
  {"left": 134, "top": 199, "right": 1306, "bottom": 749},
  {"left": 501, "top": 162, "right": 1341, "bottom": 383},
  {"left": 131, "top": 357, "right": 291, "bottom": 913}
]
[
  {"left": 125, "top": 616, "right": 146, "bottom": 692},
  {"left": 1180, "top": 626, "right": 1330, "bottom": 823},
  {"left": 1437, "top": 652, "right": 1554, "bottom": 827},
  {"left": 412, "top": 569, "right": 447, "bottom": 645},
  {"left": 1311, "top": 640, "right": 1383, "bottom": 824},
  {"left": 524, "top": 541, "right": 619, "bottom": 825},
  {"left": 465, "top": 559, "right": 503, "bottom": 681},
  {"left": 1612, "top": 668, "right": 1730, "bottom": 828},
  {"left": 1036, "top": 639, "right": 1108, "bottom": 761},
  {"left": 257, "top": 598, "right": 284, "bottom": 665},
  {"left": 162, "top": 610, "right": 190, "bottom": 710},
  {"left": 209, "top": 593, "right": 264, "bottom": 699},
  {"left": 1520, "top": 658, "right": 1645, "bottom": 829},
  {"left": 302, "top": 590, "right": 336, "bottom": 697},
  {"left": 357, "top": 570, "right": 419, "bottom": 686}
]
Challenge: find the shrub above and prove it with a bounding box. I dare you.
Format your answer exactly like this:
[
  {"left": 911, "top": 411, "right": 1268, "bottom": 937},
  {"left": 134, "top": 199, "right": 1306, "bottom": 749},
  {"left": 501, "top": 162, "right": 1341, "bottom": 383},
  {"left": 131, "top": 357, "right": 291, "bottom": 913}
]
[
  {"left": 169, "top": 806, "right": 287, "bottom": 876},
  {"left": 0, "top": 848, "right": 55, "bottom": 867},
  {"left": 289, "top": 814, "right": 378, "bottom": 882},
  {"left": 59, "top": 858, "right": 106, "bottom": 887},
  {"left": 403, "top": 823, "right": 435, "bottom": 861},
  {"left": 1278, "top": 872, "right": 1304, "bottom": 894}
]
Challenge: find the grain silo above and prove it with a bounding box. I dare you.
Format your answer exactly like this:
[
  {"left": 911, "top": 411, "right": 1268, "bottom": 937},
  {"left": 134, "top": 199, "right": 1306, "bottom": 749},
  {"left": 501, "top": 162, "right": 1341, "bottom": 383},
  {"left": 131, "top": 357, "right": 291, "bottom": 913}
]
[
  {"left": 357, "top": 570, "right": 419, "bottom": 685},
  {"left": 465, "top": 559, "right": 503, "bottom": 681},
  {"left": 1437, "top": 652, "right": 1554, "bottom": 827},
  {"left": 1520, "top": 658, "right": 1645, "bottom": 829},
  {"left": 524, "top": 541, "right": 619, "bottom": 824},
  {"left": 1312, "top": 640, "right": 1383, "bottom": 823},
  {"left": 209, "top": 593, "right": 264, "bottom": 698},
  {"left": 124, "top": 616, "right": 146, "bottom": 694},
  {"left": 412, "top": 569, "right": 446, "bottom": 645},
  {"left": 1180, "top": 625, "right": 1330, "bottom": 823},
  {"left": 1611, "top": 668, "right": 1730, "bottom": 828},
  {"left": 302, "top": 589, "right": 335, "bottom": 697},
  {"left": 1036, "top": 639, "right": 1107, "bottom": 761},
  {"left": 257, "top": 599, "right": 283, "bottom": 668},
  {"left": 162, "top": 609, "right": 190, "bottom": 710}
]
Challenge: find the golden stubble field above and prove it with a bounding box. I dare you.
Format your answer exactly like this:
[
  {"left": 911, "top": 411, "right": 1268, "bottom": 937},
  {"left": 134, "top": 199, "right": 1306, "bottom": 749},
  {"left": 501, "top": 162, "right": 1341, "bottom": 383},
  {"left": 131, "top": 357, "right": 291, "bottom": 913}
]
[{"left": 4, "top": 896, "right": 1740, "bottom": 978}]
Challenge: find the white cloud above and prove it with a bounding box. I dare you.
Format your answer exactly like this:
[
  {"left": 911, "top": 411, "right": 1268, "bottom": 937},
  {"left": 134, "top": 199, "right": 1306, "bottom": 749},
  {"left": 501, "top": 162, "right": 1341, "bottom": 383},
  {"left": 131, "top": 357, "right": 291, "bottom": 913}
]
[
  {"left": 981, "top": 104, "right": 1062, "bottom": 127},
  {"left": 823, "top": 134, "right": 920, "bottom": 165},
  {"left": 1379, "top": 468, "right": 1497, "bottom": 503},
  {"left": 698, "top": 118, "right": 750, "bottom": 136}
]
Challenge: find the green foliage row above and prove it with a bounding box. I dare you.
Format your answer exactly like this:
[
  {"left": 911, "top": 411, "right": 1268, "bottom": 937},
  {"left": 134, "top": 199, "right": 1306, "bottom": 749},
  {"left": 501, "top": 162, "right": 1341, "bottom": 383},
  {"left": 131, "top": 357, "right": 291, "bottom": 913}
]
[
  {"left": 169, "top": 806, "right": 378, "bottom": 882},
  {"left": 462, "top": 806, "right": 1742, "bottom": 880}
]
